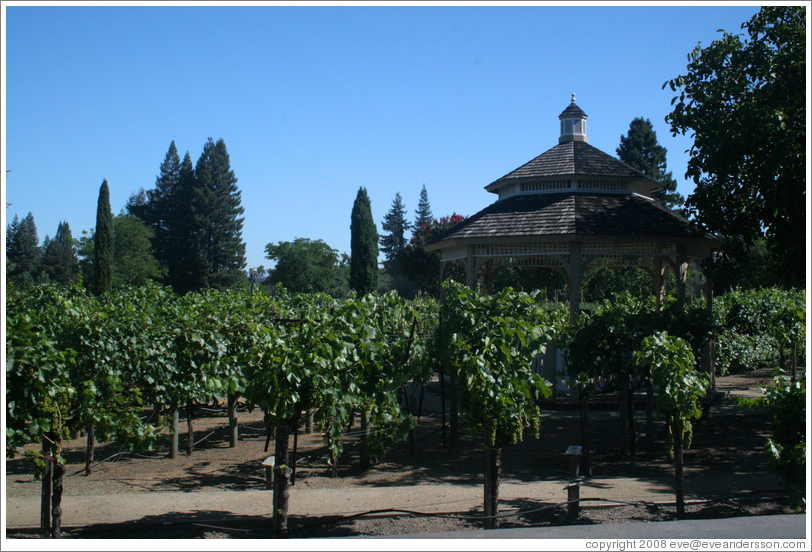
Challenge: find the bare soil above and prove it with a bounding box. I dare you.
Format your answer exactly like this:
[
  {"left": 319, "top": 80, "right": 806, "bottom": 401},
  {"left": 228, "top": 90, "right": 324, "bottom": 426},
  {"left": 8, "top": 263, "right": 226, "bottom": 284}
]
[{"left": 4, "top": 368, "right": 802, "bottom": 539}]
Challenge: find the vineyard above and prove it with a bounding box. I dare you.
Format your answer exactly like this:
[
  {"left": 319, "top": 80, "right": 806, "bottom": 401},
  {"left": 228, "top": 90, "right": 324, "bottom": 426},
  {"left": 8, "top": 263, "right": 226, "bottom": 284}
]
[{"left": 5, "top": 280, "right": 806, "bottom": 537}]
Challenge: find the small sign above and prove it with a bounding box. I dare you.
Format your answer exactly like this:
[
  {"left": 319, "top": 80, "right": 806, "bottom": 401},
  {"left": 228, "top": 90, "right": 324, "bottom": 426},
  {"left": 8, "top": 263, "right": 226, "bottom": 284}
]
[
  {"left": 565, "top": 446, "right": 582, "bottom": 455},
  {"left": 262, "top": 456, "right": 276, "bottom": 467}
]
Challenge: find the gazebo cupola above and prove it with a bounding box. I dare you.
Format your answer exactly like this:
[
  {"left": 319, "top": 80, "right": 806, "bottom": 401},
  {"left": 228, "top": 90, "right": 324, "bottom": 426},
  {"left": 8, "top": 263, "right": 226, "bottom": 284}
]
[{"left": 559, "top": 94, "right": 588, "bottom": 143}]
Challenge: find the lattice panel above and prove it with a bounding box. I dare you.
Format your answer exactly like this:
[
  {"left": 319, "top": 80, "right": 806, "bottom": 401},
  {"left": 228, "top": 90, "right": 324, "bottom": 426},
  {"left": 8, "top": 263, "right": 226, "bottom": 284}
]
[
  {"left": 493, "top": 256, "right": 567, "bottom": 268},
  {"left": 583, "top": 242, "right": 676, "bottom": 256},
  {"left": 475, "top": 242, "right": 570, "bottom": 257}
]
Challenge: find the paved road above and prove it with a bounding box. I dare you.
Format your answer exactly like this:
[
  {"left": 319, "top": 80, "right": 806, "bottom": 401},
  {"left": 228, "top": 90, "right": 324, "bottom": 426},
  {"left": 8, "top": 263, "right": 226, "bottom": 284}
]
[{"left": 381, "top": 514, "right": 807, "bottom": 540}]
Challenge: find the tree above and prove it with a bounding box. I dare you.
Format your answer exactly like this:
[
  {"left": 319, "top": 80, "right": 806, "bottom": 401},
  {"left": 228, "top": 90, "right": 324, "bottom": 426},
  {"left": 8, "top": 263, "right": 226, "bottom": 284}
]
[
  {"left": 350, "top": 187, "right": 378, "bottom": 296},
  {"left": 39, "top": 221, "right": 79, "bottom": 285},
  {"left": 265, "top": 238, "right": 343, "bottom": 295},
  {"left": 617, "top": 117, "right": 684, "bottom": 211},
  {"left": 130, "top": 141, "right": 245, "bottom": 294},
  {"left": 111, "top": 215, "right": 165, "bottom": 287},
  {"left": 400, "top": 214, "right": 467, "bottom": 298},
  {"left": 636, "top": 332, "right": 708, "bottom": 519},
  {"left": 740, "top": 373, "right": 806, "bottom": 511},
  {"left": 379, "top": 192, "right": 411, "bottom": 269},
  {"left": 173, "top": 151, "right": 203, "bottom": 294},
  {"left": 413, "top": 184, "right": 433, "bottom": 234},
  {"left": 77, "top": 215, "right": 164, "bottom": 290},
  {"left": 6, "top": 212, "right": 40, "bottom": 284},
  {"left": 664, "top": 6, "right": 805, "bottom": 287},
  {"left": 92, "top": 180, "right": 115, "bottom": 296},
  {"left": 435, "top": 282, "right": 558, "bottom": 529},
  {"left": 191, "top": 138, "right": 247, "bottom": 291},
  {"left": 582, "top": 266, "right": 655, "bottom": 303}
]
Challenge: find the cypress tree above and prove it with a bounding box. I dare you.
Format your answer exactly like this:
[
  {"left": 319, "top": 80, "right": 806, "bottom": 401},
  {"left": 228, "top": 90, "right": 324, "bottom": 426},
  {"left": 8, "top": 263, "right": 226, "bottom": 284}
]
[
  {"left": 350, "top": 187, "right": 378, "bottom": 295},
  {"left": 93, "top": 179, "right": 114, "bottom": 295},
  {"left": 379, "top": 192, "right": 410, "bottom": 269},
  {"left": 414, "top": 184, "right": 434, "bottom": 232}
]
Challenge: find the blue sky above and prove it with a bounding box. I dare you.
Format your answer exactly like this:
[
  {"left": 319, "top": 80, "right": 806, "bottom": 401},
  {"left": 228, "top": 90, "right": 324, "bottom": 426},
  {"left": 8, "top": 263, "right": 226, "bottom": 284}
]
[{"left": 4, "top": 3, "right": 765, "bottom": 273}]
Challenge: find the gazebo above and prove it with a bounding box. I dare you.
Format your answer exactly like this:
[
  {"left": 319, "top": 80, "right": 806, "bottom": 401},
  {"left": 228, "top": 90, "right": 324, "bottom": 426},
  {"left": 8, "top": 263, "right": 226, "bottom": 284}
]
[
  {"left": 424, "top": 96, "right": 723, "bottom": 325},
  {"left": 424, "top": 97, "right": 724, "bottom": 445}
]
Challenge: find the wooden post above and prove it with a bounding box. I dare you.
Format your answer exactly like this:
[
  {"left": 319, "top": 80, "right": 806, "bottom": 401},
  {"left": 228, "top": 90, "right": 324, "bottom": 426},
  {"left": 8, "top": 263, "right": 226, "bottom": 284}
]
[
  {"left": 185, "top": 400, "right": 194, "bottom": 457},
  {"left": 440, "top": 372, "right": 447, "bottom": 448},
  {"left": 360, "top": 409, "right": 372, "bottom": 470},
  {"left": 483, "top": 445, "right": 502, "bottom": 530},
  {"left": 51, "top": 460, "right": 65, "bottom": 538},
  {"left": 671, "top": 416, "right": 685, "bottom": 520},
  {"left": 84, "top": 424, "right": 95, "bottom": 476},
  {"left": 169, "top": 408, "right": 179, "bottom": 459},
  {"left": 305, "top": 409, "right": 314, "bottom": 434},
  {"left": 646, "top": 381, "right": 654, "bottom": 451},
  {"left": 619, "top": 372, "right": 629, "bottom": 458},
  {"left": 450, "top": 372, "right": 459, "bottom": 447},
  {"left": 262, "top": 456, "right": 275, "bottom": 490},
  {"left": 564, "top": 445, "right": 582, "bottom": 477},
  {"left": 566, "top": 478, "right": 583, "bottom": 519},
  {"left": 228, "top": 394, "right": 239, "bottom": 448},
  {"left": 40, "top": 440, "right": 51, "bottom": 539},
  {"left": 273, "top": 423, "right": 292, "bottom": 539}
]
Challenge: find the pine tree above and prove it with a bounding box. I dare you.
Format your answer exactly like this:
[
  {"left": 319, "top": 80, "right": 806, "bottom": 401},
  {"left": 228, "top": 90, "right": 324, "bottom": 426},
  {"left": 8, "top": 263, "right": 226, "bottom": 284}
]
[
  {"left": 414, "top": 184, "right": 434, "bottom": 233},
  {"left": 149, "top": 141, "right": 182, "bottom": 269},
  {"left": 617, "top": 118, "right": 685, "bottom": 211},
  {"left": 92, "top": 180, "right": 115, "bottom": 295},
  {"left": 6, "top": 214, "right": 20, "bottom": 279},
  {"left": 191, "top": 138, "right": 247, "bottom": 291},
  {"left": 6, "top": 212, "right": 41, "bottom": 284},
  {"left": 379, "top": 192, "right": 411, "bottom": 268},
  {"left": 350, "top": 187, "right": 379, "bottom": 295},
  {"left": 40, "top": 221, "right": 78, "bottom": 285},
  {"left": 173, "top": 151, "right": 205, "bottom": 294}
]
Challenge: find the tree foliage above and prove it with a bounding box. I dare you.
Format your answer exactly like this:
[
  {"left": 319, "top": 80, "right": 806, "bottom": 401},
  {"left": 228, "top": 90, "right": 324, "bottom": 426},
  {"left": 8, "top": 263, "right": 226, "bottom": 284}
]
[
  {"left": 350, "top": 187, "right": 379, "bottom": 296},
  {"left": 130, "top": 140, "right": 246, "bottom": 294},
  {"left": 39, "top": 221, "right": 79, "bottom": 285},
  {"left": 635, "top": 331, "right": 708, "bottom": 519},
  {"left": 92, "top": 179, "right": 115, "bottom": 296},
  {"left": 665, "top": 6, "right": 806, "bottom": 287},
  {"left": 191, "top": 138, "right": 247, "bottom": 291},
  {"left": 265, "top": 237, "right": 345, "bottom": 296},
  {"left": 413, "top": 184, "right": 434, "bottom": 232},
  {"left": 379, "top": 192, "right": 411, "bottom": 268},
  {"left": 740, "top": 373, "right": 806, "bottom": 511},
  {"left": 6, "top": 212, "right": 40, "bottom": 284},
  {"left": 400, "top": 214, "right": 467, "bottom": 298},
  {"left": 617, "top": 117, "right": 684, "bottom": 211}
]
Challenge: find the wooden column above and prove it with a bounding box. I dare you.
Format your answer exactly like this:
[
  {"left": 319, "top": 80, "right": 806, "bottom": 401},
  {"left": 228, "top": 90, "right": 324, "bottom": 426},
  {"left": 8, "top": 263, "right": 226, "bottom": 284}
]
[
  {"left": 705, "top": 275, "right": 716, "bottom": 391},
  {"left": 465, "top": 246, "right": 477, "bottom": 290},
  {"left": 568, "top": 241, "right": 582, "bottom": 325},
  {"left": 676, "top": 244, "right": 688, "bottom": 301}
]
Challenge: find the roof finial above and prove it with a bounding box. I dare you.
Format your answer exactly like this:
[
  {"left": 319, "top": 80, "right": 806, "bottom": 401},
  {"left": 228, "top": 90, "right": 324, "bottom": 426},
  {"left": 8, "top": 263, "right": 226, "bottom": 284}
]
[{"left": 571, "top": 93, "right": 576, "bottom": 104}]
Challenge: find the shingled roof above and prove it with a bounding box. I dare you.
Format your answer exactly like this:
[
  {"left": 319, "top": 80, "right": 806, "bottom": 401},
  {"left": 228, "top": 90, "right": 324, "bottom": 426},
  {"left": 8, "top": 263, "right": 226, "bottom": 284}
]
[
  {"left": 427, "top": 192, "right": 704, "bottom": 245},
  {"left": 485, "top": 140, "right": 660, "bottom": 193}
]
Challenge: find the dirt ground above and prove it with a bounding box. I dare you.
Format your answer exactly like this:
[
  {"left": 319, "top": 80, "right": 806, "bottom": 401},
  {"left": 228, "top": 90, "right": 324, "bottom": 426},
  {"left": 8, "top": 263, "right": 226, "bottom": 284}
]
[{"left": 4, "top": 368, "right": 802, "bottom": 539}]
